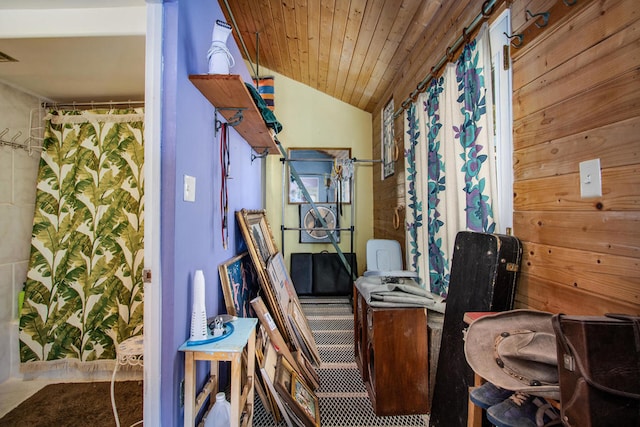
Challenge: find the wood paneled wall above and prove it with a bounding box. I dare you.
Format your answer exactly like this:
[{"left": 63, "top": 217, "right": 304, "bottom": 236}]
[
  {"left": 371, "top": 1, "right": 482, "bottom": 262},
  {"left": 511, "top": 0, "right": 639, "bottom": 315},
  {"left": 372, "top": 0, "right": 640, "bottom": 315}
]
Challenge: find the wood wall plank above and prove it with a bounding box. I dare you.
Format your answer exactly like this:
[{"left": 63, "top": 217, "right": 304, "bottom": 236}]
[
  {"left": 267, "top": 0, "right": 292, "bottom": 76},
  {"left": 514, "top": 164, "right": 640, "bottom": 211},
  {"left": 294, "top": 0, "right": 310, "bottom": 83},
  {"left": 324, "top": 0, "right": 350, "bottom": 98},
  {"left": 363, "top": 0, "right": 442, "bottom": 112},
  {"left": 306, "top": 0, "right": 321, "bottom": 87},
  {"left": 348, "top": 2, "right": 399, "bottom": 106},
  {"left": 513, "top": 68, "right": 640, "bottom": 150},
  {"left": 515, "top": 274, "right": 640, "bottom": 315},
  {"left": 317, "top": 0, "right": 337, "bottom": 91},
  {"left": 340, "top": 0, "right": 385, "bottom": 106},
  {"left": 512, "top": 0, "right": 636, "bottom": 88},
  {"left": 521, "top": 241, "right": 640, "bottom": 303},
  {"left": 513, "top": 20, "right": 640, "bottom": 121},
  {"left": 513, "top": 210, "right": 640, "bottom": 258},
  {"left": 354, "top": 0, "right": 423, "bottom": 110},
  {"left": 514, "top": 117, "right": 640, "bottom": 181},
  {"left": 332, "top": 0, "right": 367, "bottom": 99}
]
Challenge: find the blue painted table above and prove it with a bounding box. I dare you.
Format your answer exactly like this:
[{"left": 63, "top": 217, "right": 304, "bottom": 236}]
[{"left": 179, "top": 317, "right": 258, "bottom": 427}]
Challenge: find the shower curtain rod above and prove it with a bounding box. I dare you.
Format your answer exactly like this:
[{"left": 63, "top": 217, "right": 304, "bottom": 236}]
[
  {"left": 41, "top": 100, "right": 145, "bottom": 109},
  {"left": 393, "top": 0, "right": 500, "bottom": 118}
]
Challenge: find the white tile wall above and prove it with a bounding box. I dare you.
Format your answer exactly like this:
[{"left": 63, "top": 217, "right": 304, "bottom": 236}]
[{"left": 0, "top": 82, "right": 41, "bottom": 383}]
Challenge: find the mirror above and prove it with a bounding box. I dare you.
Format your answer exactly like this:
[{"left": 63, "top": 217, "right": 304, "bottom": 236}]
[{"left": 288, "top": 148, "right": 352, "bottom": 204}]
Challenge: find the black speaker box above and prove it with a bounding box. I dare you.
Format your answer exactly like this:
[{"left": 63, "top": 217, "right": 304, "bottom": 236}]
[
  {"left": 312, "top": 252, "right": 356, "bottom": 296},
  {"left": 290, "top": 253, "right": 313, "bottom": 295}
]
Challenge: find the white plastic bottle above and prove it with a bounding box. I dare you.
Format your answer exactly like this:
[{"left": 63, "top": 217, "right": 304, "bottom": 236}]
[{"left": 205, "top": 392, "right": 231, "bottom": 427}]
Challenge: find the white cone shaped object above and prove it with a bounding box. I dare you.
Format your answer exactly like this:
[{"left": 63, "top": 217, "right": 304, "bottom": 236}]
[
  {"left": 190, "top": 270, "right": 209, "bottom": 342},
  {"left": 208, "top": 20, "right": 235, "bottom": 74}
]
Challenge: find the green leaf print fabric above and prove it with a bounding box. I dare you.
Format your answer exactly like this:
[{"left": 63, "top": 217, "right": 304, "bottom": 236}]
[{"left": 19, "top": 109, "right": 144, "bottom": 369}]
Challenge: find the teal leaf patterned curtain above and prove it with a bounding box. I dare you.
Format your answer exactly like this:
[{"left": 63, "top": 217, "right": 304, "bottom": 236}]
[
  {"left": 404, "top": 24, "right": 498, "bottom": 297},
  {"left": 19, "top": 108, "right": 144, "bottom": 370}
]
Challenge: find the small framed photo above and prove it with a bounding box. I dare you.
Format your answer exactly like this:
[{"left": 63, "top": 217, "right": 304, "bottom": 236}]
[
  {"left": 382, "top": 98, "right": 396, "bottom": 179},
  {"left": 287, "top": 148, "right": 352, "bottom": 204},
  {"left": 218, "top": 252, "right": 259, "bottom": 317},
  {"left": 290, "top": 371, "right": 320, "bottom": 427},
  {"left": 274, "top": 356, "right": 320, "bottom": 427},
  {"left": 236, "top": 209, "right": 277, "bottom": 269},
  {"left": 266, "top": 252, "right": 295, "bottom": 315},
  {"left": 289, "top": 175, "right": 320, "bottom": 204}
]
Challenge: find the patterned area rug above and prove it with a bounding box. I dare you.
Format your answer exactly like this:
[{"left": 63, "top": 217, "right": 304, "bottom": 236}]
[{"left": 252, "top": 297, "right": 429, "bottom": 427}]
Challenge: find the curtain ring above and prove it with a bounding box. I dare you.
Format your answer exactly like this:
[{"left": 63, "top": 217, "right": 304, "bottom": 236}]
[
  {"left": 417, "top": 79, "right": 428, "bottom": 93},
  {"left": 463, "top": 26, "right": 471, "bottom": 43},
  {"left": 446, "top": 46, "right": 455, "bottom": 62},
  {"left": 482, "top": 0, "right": 494, "bottom": 18}
]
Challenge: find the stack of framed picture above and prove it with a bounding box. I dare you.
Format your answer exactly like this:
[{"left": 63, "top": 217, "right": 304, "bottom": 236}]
[{"left": 217, "top": 209, "right": 322, "bottom": 426}]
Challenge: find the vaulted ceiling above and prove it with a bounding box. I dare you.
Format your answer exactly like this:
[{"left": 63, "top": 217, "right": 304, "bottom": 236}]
[{"left": 221, "top": 0, "right": 442, "bottom": 113}]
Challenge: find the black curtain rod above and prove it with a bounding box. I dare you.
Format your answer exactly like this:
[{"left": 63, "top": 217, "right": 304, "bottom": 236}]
[{"left": 393, "top": 0, "right": 499, "bottom": 119}]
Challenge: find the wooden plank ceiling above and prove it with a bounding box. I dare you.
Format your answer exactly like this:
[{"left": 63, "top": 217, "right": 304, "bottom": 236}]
[{"left": 221, "top": 0, "right": 441, "bottom": 113}]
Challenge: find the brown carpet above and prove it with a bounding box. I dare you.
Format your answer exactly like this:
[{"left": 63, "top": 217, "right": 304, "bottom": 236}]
[{"left": 0, "top": 381, "right": 143, "bottom": 427}]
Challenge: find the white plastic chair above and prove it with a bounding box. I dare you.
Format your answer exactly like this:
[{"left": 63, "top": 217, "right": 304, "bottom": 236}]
[{"left": 363, "top": 239, "right": 418, "bottom": 278}]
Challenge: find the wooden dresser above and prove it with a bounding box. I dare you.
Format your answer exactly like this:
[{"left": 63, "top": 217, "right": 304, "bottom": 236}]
[{"left": 353, "top": 284, "right": 430, "bottom": 416}]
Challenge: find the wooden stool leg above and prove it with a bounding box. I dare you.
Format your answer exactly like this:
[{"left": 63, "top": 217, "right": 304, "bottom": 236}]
[{"left": 467, "top": 373, "right": 485, "bottom": 427}]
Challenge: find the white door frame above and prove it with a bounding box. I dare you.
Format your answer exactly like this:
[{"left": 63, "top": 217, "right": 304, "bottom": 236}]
[
  {"left": 143, "top": 1, "right": 163, "bottom": 425},
  {"left": 489, "top": 9, "right": 514, "bottom": 233}
]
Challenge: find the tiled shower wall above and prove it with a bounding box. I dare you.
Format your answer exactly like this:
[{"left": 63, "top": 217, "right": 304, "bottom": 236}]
[{"left": 0, "top": 82, "right": 42, "bottom": 382}]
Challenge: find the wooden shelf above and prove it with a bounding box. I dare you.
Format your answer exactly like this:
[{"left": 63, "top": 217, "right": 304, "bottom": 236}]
[{"left": 189, "top": 74, "right": 278, "bottom": 154}]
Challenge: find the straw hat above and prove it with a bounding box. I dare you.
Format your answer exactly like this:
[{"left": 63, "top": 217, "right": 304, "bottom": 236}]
[{"left": 464, "top": 309, "right": 560, "bottom": 399}]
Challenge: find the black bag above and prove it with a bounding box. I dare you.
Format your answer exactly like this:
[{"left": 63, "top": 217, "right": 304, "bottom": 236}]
[
  {"left": 552, "top": 314, "right": 640, "bottom": 427},
  {"left": 290, "top": 252, "right": 356, "bottom": 296}
]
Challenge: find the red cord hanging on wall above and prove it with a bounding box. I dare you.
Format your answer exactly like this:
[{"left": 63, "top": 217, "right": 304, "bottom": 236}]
[{"left": 220, "top": 122, "right": 230, "bottom": 249}]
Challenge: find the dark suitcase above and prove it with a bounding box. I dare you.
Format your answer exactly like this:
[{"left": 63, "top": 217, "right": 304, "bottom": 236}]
[
  {"left": 429, "top": 231, "right": 522, "bottom": 427},
  {"left": 553, "top": 314, "right": 640, "bottom": 427},
  {"left": 290, "top": 252, "right": 314, "bottom": 295},
  {"left": 312, "top": 252, "right": 356, "bottom": 296}
]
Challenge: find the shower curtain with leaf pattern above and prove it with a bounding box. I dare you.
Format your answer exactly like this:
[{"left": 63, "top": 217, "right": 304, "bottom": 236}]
[
  {"left": 404, "top": 24, "right": 498, "bottom": 298},
  {"left": 19, "top": 108, "right": 144, "bottom": 371}
]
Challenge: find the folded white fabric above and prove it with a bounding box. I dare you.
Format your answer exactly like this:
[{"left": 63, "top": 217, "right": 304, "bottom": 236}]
[{"left": 355, "top": 276, "right": 446, "bottom": 313}]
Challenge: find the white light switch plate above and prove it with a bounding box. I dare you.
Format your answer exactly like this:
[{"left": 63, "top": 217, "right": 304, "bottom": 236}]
[
  {"left": 579, "top": 159, "right": 602, "bottom": 199},
  {"left": 184, "top": 175, "right": 196, "bottom": 202}
]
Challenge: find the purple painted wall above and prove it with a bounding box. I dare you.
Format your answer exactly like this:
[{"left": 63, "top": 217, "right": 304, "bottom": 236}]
[{"left": 161, "top": 0, "right": 263, "bottom": 424}]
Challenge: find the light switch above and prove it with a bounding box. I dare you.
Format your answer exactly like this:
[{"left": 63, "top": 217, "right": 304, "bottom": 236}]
[
  {"left": 579, "top": 159, "right": 602, "bottom": 199},
  {"left": 184, "top": 175, "right": 196, "bottom": 202}
]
